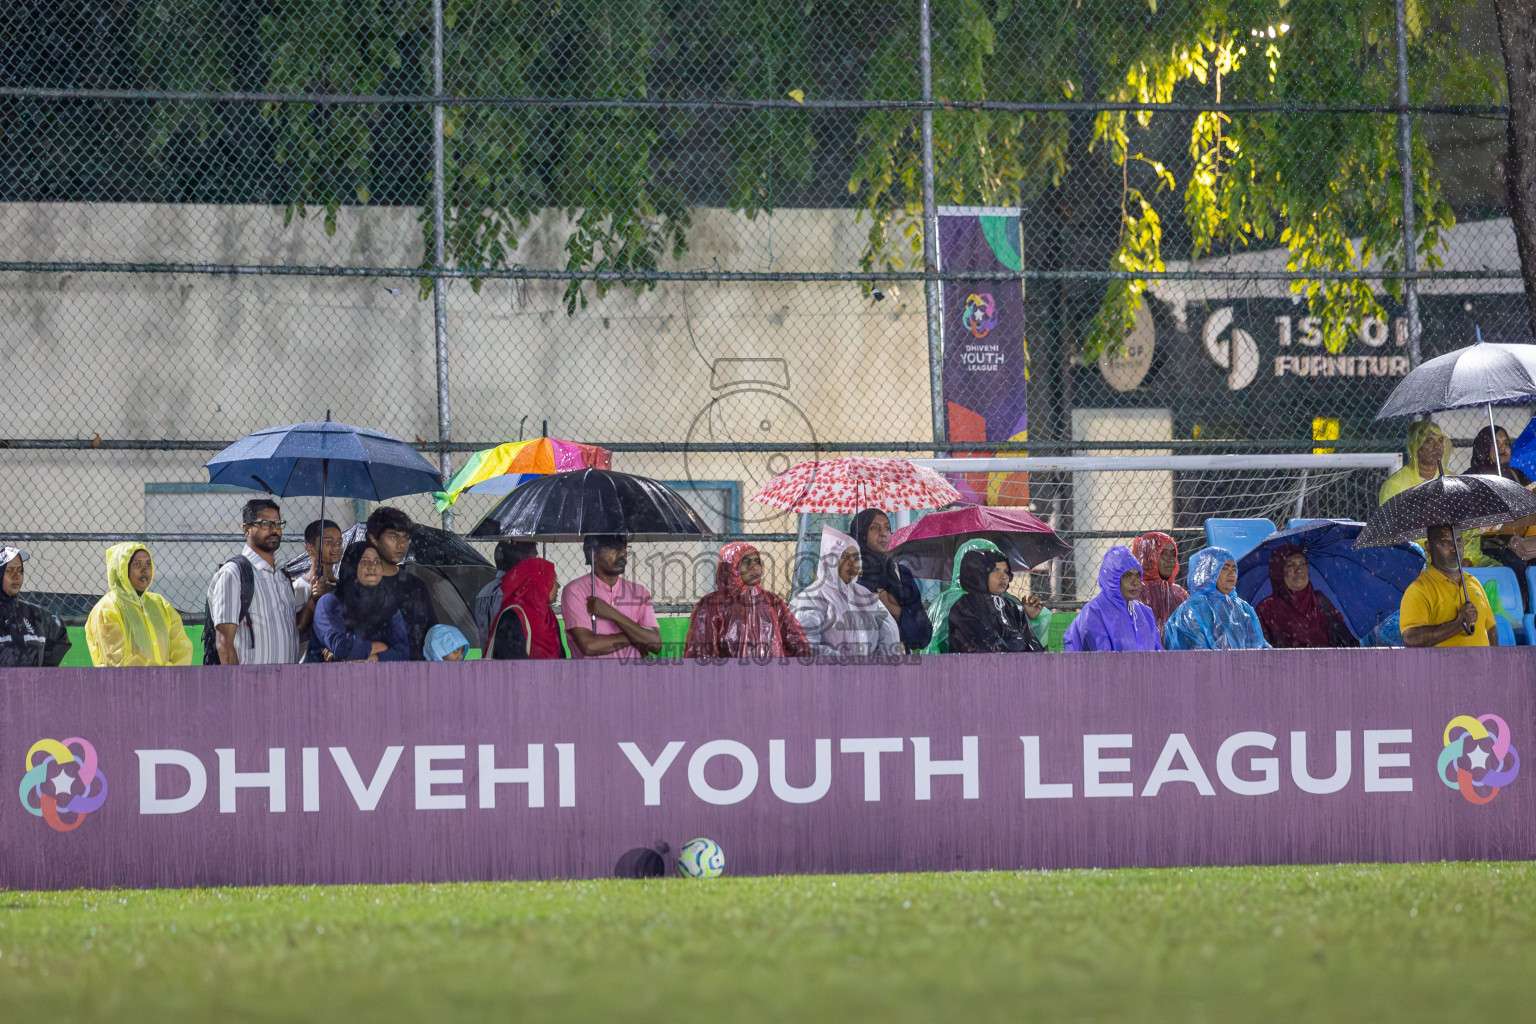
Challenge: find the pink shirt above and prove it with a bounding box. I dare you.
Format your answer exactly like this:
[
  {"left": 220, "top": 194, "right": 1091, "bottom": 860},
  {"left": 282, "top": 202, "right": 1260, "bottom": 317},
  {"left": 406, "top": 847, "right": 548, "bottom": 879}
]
[{"left": 559, "top": 573, "right": 659, "bottom": 659}]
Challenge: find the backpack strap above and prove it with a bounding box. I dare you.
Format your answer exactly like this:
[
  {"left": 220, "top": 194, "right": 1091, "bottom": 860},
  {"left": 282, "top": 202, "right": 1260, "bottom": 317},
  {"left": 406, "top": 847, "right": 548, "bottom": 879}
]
[
  {"left": 222, "top": 556, "right": 257, "bottom": 646},
  {"left": 486, "top": 604, "right": 531, "bottom": 659}
]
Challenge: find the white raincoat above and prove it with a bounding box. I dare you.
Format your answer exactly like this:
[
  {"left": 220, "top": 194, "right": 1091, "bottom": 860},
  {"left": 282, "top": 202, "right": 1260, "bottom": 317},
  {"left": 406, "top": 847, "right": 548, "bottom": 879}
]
[{"left": 788, "top": 526, "right": 902, "bottom": 656}]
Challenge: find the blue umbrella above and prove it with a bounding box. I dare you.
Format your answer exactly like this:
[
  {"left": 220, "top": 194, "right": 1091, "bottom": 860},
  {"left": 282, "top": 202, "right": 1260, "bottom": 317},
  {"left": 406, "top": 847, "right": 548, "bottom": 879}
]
[
  {"left": 205, "top": 416, "right": 442, "bottom": 536},
  {"left": 1235, "top": 519, "right": 1423, "bottom": 641},
  {"left": 1509, "top": 416, "right": 1536, "bottom": 480}
]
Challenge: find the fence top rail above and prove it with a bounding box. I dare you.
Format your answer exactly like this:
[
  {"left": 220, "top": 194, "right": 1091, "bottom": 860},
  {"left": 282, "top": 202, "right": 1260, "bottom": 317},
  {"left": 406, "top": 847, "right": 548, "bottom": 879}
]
[
  {"left": 0, "top": 86, "right": 1509, "bottom": 118},
  {"left": 0, "top": 261, "right": 1519, "bottom": 284},
  {"left": 911, "top": 454, "right": 1404, "bottom": 473}
]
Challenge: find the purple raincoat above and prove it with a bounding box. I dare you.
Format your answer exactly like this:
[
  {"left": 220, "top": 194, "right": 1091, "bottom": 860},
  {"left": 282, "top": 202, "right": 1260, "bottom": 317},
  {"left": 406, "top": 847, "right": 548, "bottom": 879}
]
[{"left": 1063, "top": 545, "right": 1165, "bottom": 652}]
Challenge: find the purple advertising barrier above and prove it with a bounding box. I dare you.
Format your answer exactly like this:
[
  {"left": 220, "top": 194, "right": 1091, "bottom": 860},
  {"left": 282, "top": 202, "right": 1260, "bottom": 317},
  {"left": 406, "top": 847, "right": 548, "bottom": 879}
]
[
  {"left": 939, "top": 206, "right": 1029, "bottom": 505},
  {"left": 2, "top": 648, "right": 1533, "bottom": 890}
]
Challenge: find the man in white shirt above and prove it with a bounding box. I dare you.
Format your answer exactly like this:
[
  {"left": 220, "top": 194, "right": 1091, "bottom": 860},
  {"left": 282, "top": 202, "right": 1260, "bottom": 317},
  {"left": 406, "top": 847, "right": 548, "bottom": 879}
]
[
  {"left": 208, "top": 499, "right": 303, "bottom": 666},
  {"left": 293, "top": 518, "right": 342, "bottom": 662}
]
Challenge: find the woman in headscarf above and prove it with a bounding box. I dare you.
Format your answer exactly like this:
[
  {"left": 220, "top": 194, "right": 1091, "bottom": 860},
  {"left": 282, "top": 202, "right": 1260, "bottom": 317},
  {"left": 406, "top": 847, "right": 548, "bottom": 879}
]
[
  {"left": 789, "top": 526, "right": 902, "bottom": 657},
  {"left": 1468, "top": 425, "right": 1529, "bottom": 483},
  {"left": 425, "top": 624, "right": 470, "bottom": 661},
  {"left": 849, "top": 509, "right": 933, "bottom": 651},
  {"left": 1131, "top": 531, "right": 1188, "bottom": 632},
  {"left": 684, "top": 542, "right": 811, "bottom": 659},
  {"left": 1253, "top": 545, "right": 1352, "bottom": 648},
  {"left": 0, "top": 547, "right": 71, "bottom": 667},
  {"left": 1465, "top": 425, "right": 1536, "bottom": 601},
  {"left": 86, "top": 543, "right": 193, "bottom": 667},
  {"left": 946, "top": 548, "right": 1046, "bottom": 653},
  {"left": 927, "top": 539, "right": 1011, "bottom": 653},
  {"left": 489, "top": 557, "right": 565, "bottom": 659},
  {"left": 1063, "top": 546, "right": 1163, "bottom": 652},
  {"left": 1378, "top": 419, "right": 1452, "bottom": 504},
  {"left": 1163, "top": 547, "right": 1272, "bottom": 651},
  {"left": 313, "top": 541, "right": 410, "bottom": 662}
]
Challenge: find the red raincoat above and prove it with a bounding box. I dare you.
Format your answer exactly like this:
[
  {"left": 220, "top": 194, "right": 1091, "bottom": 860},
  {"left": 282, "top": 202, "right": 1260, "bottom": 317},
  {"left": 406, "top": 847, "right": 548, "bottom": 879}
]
[
  {"left": 1132, "top": 532, "right": 1189, "bottom": 632},
  {"left": 684, "top": 543, "right": 811, "bottom": 659},
  {"left": 1253, "top": 545, "right": 1349, "bottom": 648}
]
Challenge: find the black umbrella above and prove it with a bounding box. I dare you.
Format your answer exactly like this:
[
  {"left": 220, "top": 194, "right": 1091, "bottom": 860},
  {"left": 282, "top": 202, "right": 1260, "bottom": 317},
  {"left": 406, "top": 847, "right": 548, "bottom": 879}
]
[
  {"left": 1375, "top": 334, "right": 1536, "bottom": 475},
  {"left": 1353, "top": 473, "right": 1536, "bottom": 549},
  {"left": 469, "top": 469, "right": 715, "bottom": 630},
  {"left": 468, "top": 468, "right": 714, "bottom": 542},
  {"left": 1355, "top": 473, "right": 1536, "bottom": 633}
]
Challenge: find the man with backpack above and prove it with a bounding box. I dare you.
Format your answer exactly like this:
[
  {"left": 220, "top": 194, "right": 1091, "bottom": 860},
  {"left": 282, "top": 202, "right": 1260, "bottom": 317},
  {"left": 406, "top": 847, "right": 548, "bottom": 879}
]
[{"left": 205, "top": 499, "right": 303, "bottom": 666}]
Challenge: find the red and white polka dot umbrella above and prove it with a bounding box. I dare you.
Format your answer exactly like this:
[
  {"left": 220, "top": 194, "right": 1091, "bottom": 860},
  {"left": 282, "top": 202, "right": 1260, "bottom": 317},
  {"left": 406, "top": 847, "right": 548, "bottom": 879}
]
[{"left": 750, "top": 457, "right": 962, "bottom": 513}]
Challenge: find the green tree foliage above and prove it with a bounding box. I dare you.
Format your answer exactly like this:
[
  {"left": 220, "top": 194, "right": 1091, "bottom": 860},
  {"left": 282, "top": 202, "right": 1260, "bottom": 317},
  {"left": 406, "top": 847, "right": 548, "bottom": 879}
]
[
  {"left": 855, "top": 0, "right": 1502, "bottom": 360},
  {"left": 131, "top": 0, "right": 1500, "bottom": 351},
  {"left": 133, "top": 0, "right": 821, "bottom": 310}
]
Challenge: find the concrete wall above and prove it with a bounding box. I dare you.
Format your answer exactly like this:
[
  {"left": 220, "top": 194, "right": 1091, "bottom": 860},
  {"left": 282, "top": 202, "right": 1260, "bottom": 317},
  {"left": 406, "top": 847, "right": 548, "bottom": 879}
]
[{"left": 0, "top": 203, "right": 933, "bottom": 603}]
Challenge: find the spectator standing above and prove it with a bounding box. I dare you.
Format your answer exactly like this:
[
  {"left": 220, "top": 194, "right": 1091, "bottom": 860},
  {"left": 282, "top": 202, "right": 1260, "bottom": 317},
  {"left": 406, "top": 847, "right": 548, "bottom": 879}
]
[
  {"left": 1378, "top": 420, "right": 1451, "bottom": 504},
  {"left": 560, "top": 535, "right": 662, "bottom": 658},
  {"left": 87, "top": 543, "right": 192, "bottom": 667},
  {"left": 684, "top": 542, "right": 811, "bottom": 659},
  {"left": 0, "top": 547, "right": 71, "bottom": 667},
  {"left": 207, "top": 499, "right": 302, "bottom": 666},
  {"left": 1163, "top": 547, "right": 1272, "bottom": 651},
  {"left": 475, "top": 539, "right": 538, "bottom": 650},
  {"left": 491, "top": 558, "right": 565, "bottom": 659},
  {"left": 1401, "top": 525, "right": 1498, "bottom": 648},
  {"left": 849, "top": 509, "right": 933, "bottom": 651},
  {"left": 313, "top": 541, "right": 411, "bottom": 662},
  {"left": 293, "top": 518, "right": 342, "bottom": 663},
  {"left": 365, "top": 507, "right": 438, "bottom": 660},
  {"left": 1466, "top": 426, "right": 1536, "bottom": 602},
  {"left": 1062, "top": 546, "right": 1163, "bottom": 652}
]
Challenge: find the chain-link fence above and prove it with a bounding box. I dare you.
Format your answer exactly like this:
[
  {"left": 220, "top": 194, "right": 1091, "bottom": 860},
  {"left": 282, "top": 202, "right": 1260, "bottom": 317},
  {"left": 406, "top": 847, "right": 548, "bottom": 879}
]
[{"left": 1, "top": 0, "right": 1530, "bottom": 619}]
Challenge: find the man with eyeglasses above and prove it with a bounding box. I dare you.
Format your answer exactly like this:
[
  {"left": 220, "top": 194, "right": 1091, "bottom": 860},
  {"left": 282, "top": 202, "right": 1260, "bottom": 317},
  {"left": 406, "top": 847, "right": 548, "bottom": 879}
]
[{"left": 207, "top": 499, "right": 304, "bottom": 666}]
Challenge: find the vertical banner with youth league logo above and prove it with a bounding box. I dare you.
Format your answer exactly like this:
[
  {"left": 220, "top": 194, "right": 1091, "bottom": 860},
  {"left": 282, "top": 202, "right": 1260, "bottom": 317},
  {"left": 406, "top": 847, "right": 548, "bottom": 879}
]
[{"left": 938, "top": 207, "right": 1029, "bottom": 505}]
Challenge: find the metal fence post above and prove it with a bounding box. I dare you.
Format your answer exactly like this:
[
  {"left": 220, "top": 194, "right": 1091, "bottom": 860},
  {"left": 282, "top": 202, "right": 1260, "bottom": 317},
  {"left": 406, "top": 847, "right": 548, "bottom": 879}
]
[
  {"left": 919, "top": 0, "right": 946, "bottom": 444},
  {"left": 431, "top": 0, "right": 455, "bottom": 528},
  {"left": 1392, "top": 0, "right": 1422, "bottom": 368}
]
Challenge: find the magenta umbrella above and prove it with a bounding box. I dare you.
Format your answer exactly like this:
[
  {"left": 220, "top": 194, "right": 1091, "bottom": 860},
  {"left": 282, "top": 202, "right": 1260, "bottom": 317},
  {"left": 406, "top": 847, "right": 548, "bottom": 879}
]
[{"left": 888, "top": 504, "right": 1072, "bottom": 580}]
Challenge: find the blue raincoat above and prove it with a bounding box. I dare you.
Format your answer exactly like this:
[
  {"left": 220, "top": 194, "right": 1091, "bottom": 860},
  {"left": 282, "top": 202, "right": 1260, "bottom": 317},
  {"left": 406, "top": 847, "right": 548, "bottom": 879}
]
[
  {"left": 1063, "top": 546, "right": 1163, "bottom": 652},
  {"left": 425, "top": 624, "right": 470, "bottom": 661},
  {"left": 1164, "top": 547, "right": 1272, "bottom": 651}
]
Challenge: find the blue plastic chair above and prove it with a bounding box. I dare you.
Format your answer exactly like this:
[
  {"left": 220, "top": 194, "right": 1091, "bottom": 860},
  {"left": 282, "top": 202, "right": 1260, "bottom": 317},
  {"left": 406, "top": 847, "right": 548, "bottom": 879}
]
[
  {"left": 1467, "top": 566, "right": 1525, "bottom": 644},
  {"left": 1204, "top": 518, "right": 1277, "bottom": 563},
  {"left": 1496, "top": 614, "right": 1517, "bottom": 647},
  {"left": 1525, "top": 567, "right": 1536, "bottom": 645}
]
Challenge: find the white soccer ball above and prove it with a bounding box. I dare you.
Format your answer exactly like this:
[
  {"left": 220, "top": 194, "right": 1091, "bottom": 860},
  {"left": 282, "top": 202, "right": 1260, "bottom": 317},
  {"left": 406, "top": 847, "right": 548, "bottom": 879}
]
[{"left": 676, "top": 837, "right": 725, "bottom": 879}]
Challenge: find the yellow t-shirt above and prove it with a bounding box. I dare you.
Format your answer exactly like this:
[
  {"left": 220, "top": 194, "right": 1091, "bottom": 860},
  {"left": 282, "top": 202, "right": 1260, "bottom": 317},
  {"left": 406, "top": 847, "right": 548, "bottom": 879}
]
[{"left": 1399, "top": 567, "right": 1495, "bottom": 647}]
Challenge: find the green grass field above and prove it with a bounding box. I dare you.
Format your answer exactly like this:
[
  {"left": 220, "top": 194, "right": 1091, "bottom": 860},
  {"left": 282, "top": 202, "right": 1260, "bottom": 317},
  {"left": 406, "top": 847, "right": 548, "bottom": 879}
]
[{"left": 1, "top": 862, "right": 1527, "bottom": 1022}]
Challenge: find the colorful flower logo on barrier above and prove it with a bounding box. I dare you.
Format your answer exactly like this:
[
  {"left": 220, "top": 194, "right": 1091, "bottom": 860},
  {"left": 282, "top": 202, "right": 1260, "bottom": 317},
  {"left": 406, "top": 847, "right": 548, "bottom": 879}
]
[
  {"left": 1439, "top": 715, "right": 1520, "bottom": 805},
  {"left": 962, "top": 293, "right": 998, "bottom": 338},
  {"left": 18, "top": 737, "right": 109, "bottom": 831}
]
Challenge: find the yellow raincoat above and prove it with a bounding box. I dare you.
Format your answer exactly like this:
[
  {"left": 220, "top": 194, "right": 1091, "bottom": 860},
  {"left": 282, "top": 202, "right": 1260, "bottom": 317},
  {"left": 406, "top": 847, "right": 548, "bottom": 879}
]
[{"left": 85, "top": 543, "right": 193, "bottom": 667}]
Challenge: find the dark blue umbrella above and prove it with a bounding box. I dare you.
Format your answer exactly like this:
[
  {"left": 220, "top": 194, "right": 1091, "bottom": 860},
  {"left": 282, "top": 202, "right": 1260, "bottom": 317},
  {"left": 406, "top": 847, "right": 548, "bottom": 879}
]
[
  {"left": 1509, "top": 416, "right": 1536, "bottom": 480},
  {"left": 1236, "top": 519, "right": 1423, "bottom": 641},
  {"left": 205, "top": 416, "right": 442, "bottom": 535}
]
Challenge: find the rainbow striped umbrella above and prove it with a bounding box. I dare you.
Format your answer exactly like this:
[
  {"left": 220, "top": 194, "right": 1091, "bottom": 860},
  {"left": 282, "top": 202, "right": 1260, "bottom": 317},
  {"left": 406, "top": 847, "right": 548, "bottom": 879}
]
[{"left": 435, "top": 437, "right": 611, "bottom": 512}]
